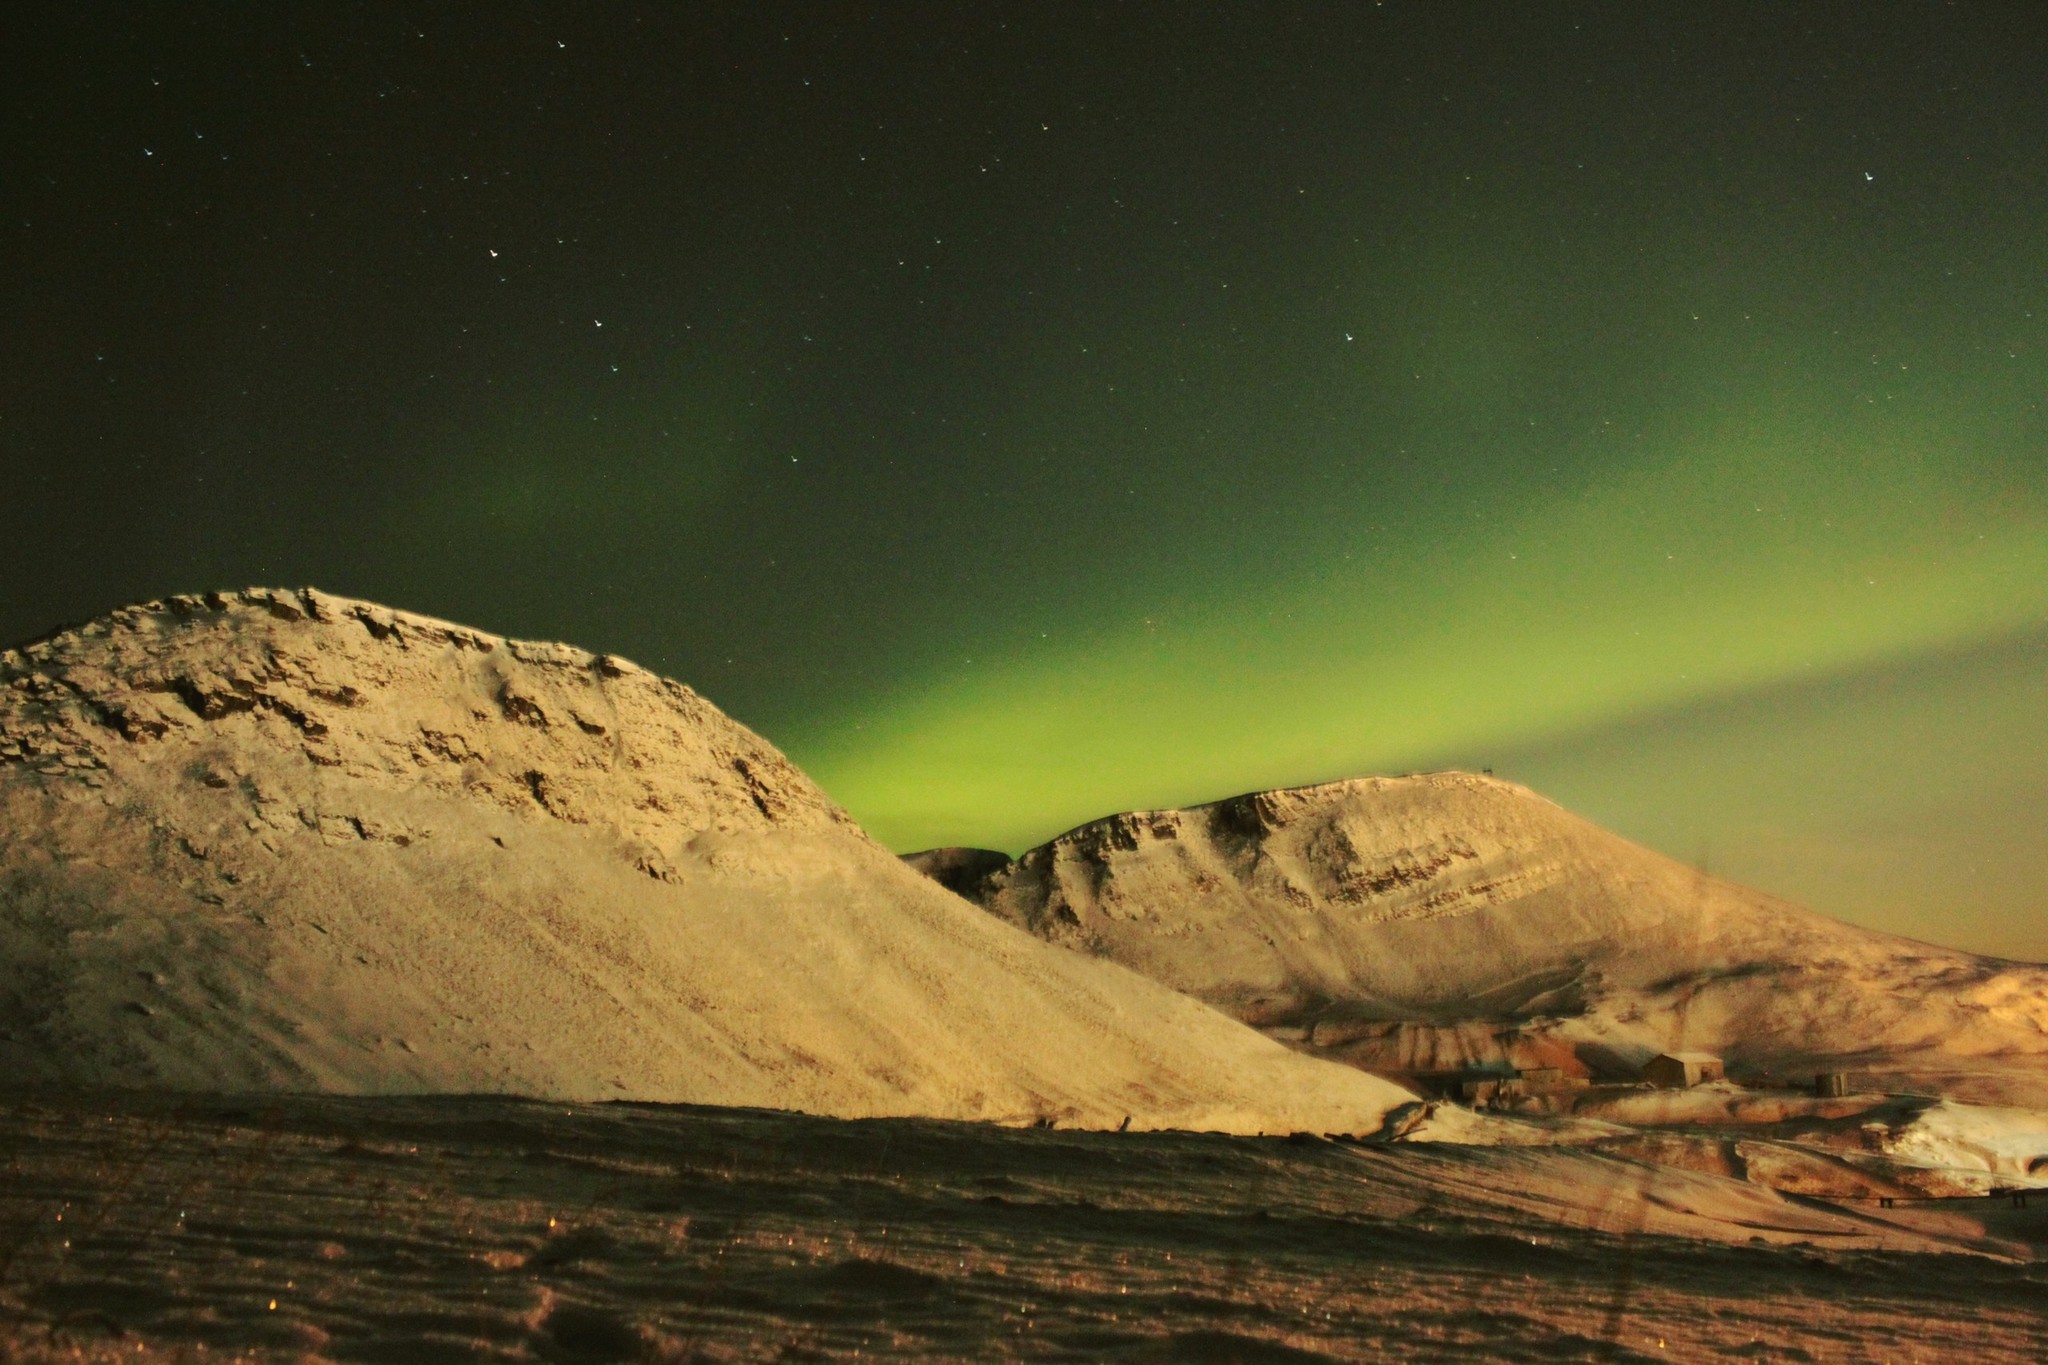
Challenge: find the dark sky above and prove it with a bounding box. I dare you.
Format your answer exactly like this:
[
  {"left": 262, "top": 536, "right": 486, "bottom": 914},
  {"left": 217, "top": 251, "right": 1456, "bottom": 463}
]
[{"left": 7, "top": 4, "right": 2045, "bottom": 957}]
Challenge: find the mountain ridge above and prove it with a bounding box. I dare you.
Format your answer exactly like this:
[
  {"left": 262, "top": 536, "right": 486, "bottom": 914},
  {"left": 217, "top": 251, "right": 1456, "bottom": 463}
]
[{"left": 908, "top": 771, "right": 2048, "bottom": 1105}]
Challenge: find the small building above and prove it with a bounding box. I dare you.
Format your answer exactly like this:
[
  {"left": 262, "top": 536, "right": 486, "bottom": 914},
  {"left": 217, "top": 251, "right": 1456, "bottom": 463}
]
[
  {"left": 1816, "top": 1071, "right": 1851, "bottom": 1098},
  {"left": 1642, "top": 1052, "right": 1725, "bottom": 1089}
]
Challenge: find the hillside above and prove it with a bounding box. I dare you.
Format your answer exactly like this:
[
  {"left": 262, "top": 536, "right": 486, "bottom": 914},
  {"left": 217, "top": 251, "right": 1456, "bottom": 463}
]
[
  {"left": 0, "top": 589, "right": 1410, "bottom": 1133},
  {"left": 909, "top": 774, "right": 2048, "bottom": 1105}
]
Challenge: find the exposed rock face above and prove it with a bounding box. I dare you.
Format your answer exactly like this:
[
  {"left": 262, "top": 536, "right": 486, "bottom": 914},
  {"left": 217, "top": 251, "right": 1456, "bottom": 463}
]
[
  {"left": 901, "top": 846, "right": 1012, "bottom": 901},
  {"left": 921, "top": 774, "right": 2048, "bottom": 1105},
  {"left": 0, "top": 589, "right": 1411, "bottom": 1132}
]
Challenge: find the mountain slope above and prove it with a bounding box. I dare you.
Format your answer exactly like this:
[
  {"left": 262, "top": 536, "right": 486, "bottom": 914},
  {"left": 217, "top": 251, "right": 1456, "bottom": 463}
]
[
  {"left": 910, "top": 773, "right": 2048, "bottom": 1105},
  {"left": 0, "top": 589, "right": 1410, "bottom": 1132}
]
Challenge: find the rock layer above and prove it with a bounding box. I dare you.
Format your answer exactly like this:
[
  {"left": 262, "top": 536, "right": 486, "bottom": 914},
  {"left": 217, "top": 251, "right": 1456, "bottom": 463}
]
[
  {"left": 915, "top": 774, "right": 2048, "bottom": 1105},
  {"left": 0, "top": 589, "right": 1410, "bottom": 1132}
]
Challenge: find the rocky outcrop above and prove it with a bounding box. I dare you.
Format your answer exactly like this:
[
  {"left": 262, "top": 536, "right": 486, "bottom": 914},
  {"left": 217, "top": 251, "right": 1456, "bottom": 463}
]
[
  {"left": 900, "top": 846, "right": 1012, "bottom": 901},
  {"left": 0, "top": 589, "right": 1412, "bottom": 1132},
  {"left": 1, "top": 587, "right": 841, "bottom": 857},
  {"left": 912, "top": 774, "right": 2048, "bottom": 1106}
]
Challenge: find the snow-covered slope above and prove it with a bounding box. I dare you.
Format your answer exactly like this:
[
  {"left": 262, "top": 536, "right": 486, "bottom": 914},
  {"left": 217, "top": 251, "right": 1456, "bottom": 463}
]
[
  {"left": 911, "top": 774, "right": 2048, "bottom": 1105},
  {"left": 0, "top": 589, "right": 1410, "bottom": 1133}
]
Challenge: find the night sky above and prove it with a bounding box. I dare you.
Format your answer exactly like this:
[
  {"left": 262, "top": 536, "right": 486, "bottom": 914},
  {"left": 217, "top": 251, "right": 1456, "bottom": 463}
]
[{"left": 7, "top": 5, "right": 2045, "bottom": 958}]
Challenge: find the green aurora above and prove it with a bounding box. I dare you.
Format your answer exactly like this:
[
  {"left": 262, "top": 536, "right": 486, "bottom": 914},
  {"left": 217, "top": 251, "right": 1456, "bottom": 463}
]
[
  {"left": 790, "top": 406, "right": 2048, "bottom": 961},
  {"left": 796, "top": 442, "right": 2047, "bottom": 851},
  {"left": 765, "top": 161, "right": 2048, "bottom": 959}
]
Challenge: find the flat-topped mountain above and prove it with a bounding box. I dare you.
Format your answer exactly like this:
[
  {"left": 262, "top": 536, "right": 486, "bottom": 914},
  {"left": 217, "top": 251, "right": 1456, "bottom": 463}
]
[
  {"left": 0, "top": 589, "right": 1409, "bottom": 1132},
  {"left": 909, "top": 774, "right": 2048, "bottom": 1105}
]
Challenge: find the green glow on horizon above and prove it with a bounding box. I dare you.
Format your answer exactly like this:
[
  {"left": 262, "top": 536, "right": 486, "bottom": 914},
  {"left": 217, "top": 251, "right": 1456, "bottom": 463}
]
[{"left": 794, "top": 413, "right": 2048, "bottom": 855}]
